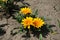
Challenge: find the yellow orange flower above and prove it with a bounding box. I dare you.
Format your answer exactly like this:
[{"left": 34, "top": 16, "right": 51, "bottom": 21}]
[
  {"left": 20, "top": 7, "right": 32, "bottom": 14},
  {"left": 21, "top": 17, "right": 33, "bottom": 29},
  {"left": 32, "top": 18, "right": 45, "bottom": 28}
]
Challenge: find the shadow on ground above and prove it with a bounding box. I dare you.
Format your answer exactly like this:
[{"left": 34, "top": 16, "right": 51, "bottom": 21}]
[
  {"left": 0, "top": 28, "right": 6, "bottom": 36},
  {"left": 10, "top": 24, "right": 56, "bottom": 39}
]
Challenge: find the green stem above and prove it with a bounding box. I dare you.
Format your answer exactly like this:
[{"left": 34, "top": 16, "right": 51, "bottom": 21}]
[{"left": 39, "top": 34, "right": 42, "bottom": 40}]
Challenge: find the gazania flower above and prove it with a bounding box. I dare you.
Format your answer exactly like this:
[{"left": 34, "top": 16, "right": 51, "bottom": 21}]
[
  {"left": 21, "top": 17, "right": 33, "bottom": 29},
  {"left": 20, "top": 7, "right": 32, "bottom": 14},
  {"left": 32, "top": 18, "right": 45, "bottom": 28}
]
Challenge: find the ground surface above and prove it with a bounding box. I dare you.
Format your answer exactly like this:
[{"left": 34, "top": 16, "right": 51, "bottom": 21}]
[{"left": 0, "top": 0, "right": 60, "bottom": 40}]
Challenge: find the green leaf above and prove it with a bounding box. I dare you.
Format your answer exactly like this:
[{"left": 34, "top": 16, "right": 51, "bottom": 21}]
[
  {"left": 49, "top": 28, "right": 53, "bottom": 33},
  {"left": 39, "top": 34, "right": 42, "bottom": 40},
  {"left": 34, "top": 9, "right": 38, "bottom": 15},
  {"left": 30, "top": 9, "right": 38, "bottom": 18},
  {"left": 51, "top": 31, "right": 57, "bottom": 35},
  {"left": 19, "top": 27, "right": 23, "bottom": 31},
  {"left": 46, "top": 24, "right": 53, "bottom": 33},
  {"left": 19, "top": 28, "right": 23, "bottom": 33},
  {"left": 33, "top": 9, "right": 38, "bottom": 17},
  {"left": 41, "top": 16, "right": 46, "bottom": 21},
  {"left": 15, "top": 13, "right": 24, "bottom": 23},
  {"left": 19, "top": 25, "right": 24, "bottom": 33},
  {"left": 41, "top": 16, "right": 51, "bottom": 21},
  {"left": 57, "top": 19, "right": 60, "bottom": 28}
]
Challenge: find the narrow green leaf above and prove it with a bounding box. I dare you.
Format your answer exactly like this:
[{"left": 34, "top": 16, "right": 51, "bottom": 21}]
[
  {"left": 19, "top": 26, "right": 24, "bottom": 33},
  {"left": 52, "top": 31, "right": 57, "bottom": 35},
  {"left": 15, "top": 13, "right": 24, "bottom": 23},
  {"left": 34, "top": 9, "right": 38, "bottom": 15},
  {"left": 33, "top": 9, "right": 38, "bottom": 17},
  {"left": 41, "top": 16, "right": 51, "bottom": 21},
  {"left": 49, "top": 28, "right": 53, "bottom": 33},
  {"left": 57, "top": 19, "right": 60, "bottom": 28},
  {"left": 39, "top": 34, "right": 42, "bottom": 40}
]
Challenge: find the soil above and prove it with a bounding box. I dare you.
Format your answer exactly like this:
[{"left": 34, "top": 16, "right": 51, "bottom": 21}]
[{"left": 0, "top": 0, "right": 60, "bottom": 40}]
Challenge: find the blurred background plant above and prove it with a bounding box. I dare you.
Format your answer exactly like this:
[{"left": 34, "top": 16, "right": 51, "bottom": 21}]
[{"left": 0, "top": 0, "right": 30, "bottom": 24}]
